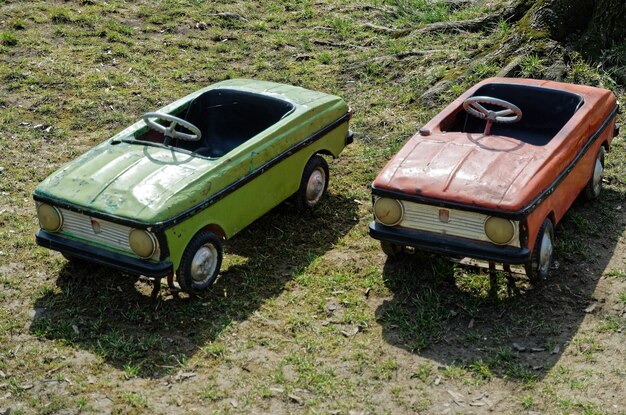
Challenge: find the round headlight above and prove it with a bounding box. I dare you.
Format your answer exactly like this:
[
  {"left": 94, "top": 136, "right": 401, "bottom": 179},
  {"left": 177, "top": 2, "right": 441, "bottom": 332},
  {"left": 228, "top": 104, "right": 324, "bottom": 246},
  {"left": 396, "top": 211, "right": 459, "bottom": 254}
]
[
  {"left": 484, "top": 216, "right": 515, "bottom": 245},
  {"left": 129, "top": 229, "right": 157, "bottom": 258},
  {"left": 37, "top": 204, "right": 63, "bottom": 232},
  {"left": 374, "top": 198, "right": 404, "bottom": 226}
]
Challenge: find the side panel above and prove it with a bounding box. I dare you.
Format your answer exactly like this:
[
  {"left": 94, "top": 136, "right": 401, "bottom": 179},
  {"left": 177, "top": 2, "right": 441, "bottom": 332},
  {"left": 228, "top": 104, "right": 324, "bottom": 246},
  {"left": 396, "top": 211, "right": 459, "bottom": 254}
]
[
  {"left": 164, "top": 123, "right": 348, "bottom": 270},
  {"left": 524, "top": 116, "right": 616, "bottom": 253}
]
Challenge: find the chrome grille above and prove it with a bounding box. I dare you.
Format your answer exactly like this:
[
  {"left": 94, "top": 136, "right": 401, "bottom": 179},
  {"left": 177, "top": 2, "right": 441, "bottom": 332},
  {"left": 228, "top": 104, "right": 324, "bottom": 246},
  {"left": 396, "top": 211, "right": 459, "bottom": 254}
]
[
  {"left": 398, "top": 201, "right": 520, "bottom": 247},
  {"left": 60, "top": 208, "right": 133, "bottom": 252}
]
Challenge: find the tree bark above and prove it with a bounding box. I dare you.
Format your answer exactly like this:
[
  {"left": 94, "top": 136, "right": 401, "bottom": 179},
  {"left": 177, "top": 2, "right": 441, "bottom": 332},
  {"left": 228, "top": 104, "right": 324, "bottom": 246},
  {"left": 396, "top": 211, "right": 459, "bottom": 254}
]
[
  {"left": 524, "top": 0, "right": 595, "bottom": 41},
  {"left": 582, "top": 0, "right": 626, "bottom": 54},
  {"left": 523, "top": 0, "right": 625, "bottom": 51}
]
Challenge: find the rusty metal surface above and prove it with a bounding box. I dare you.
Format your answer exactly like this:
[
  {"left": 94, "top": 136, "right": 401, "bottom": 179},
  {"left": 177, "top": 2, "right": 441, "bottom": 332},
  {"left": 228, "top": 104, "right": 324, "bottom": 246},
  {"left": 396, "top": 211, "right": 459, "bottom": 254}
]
[{"left": 373, "top": 78, "right": 618, "bottom": 212}]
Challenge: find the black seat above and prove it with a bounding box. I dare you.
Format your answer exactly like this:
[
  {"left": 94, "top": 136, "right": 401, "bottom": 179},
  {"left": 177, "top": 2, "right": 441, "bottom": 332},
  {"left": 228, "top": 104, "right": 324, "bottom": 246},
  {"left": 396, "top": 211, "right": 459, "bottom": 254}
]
[
  {"left": 176, "top": 89, "right": 294, "bottom": 157},
  {"left": 458, "top": 83, "right": 584, "bottom": 145}
]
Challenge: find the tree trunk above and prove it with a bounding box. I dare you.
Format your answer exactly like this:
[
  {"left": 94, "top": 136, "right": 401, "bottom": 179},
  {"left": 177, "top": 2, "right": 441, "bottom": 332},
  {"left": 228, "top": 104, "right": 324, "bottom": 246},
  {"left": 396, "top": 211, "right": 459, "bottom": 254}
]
[
  {"left": 582, "top": 0, "right": 626, "bottom": 55},
  {"left": 524, "top": 0, "right": 595, "bottom": 40},
  {"left": 523, "top": 0, "right": 625, "bottom": 53}
]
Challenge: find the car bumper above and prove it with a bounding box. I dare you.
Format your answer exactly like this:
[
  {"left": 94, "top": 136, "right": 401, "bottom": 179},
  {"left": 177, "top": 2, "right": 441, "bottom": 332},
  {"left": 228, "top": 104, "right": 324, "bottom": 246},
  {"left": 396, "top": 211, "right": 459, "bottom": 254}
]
[
  {"left": 369, "top": 221, "right": 531, "bottom": 264},
  {"left": 36, "top": 230, "right": 173, "bottom": 277}
]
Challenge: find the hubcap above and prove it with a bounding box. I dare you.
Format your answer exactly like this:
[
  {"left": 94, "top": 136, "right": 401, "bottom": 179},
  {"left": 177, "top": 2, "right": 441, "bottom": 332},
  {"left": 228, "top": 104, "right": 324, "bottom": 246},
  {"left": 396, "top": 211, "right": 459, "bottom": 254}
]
[
  {"left": 592, "top": 157, "right": 603, "bottom": 195},
  {"left": 537, "top": 229, "right": 553, "bottom": 275},
  {"left": 305, "top": 168, "right": 326, "bottom": 204},
  {"left": 190, "top": 243, "right": 218, "bottom": 282}
]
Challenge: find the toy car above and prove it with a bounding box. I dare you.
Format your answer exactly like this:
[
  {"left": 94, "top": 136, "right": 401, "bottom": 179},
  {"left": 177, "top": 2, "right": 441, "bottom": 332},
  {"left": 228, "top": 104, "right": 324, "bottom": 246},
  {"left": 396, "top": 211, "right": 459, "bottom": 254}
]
[
  {"left": 34, "top": 79, "right": 353, "bottom": 292},
  {"left": 369, "top": 78, "right": 619, "bottom": 282}
]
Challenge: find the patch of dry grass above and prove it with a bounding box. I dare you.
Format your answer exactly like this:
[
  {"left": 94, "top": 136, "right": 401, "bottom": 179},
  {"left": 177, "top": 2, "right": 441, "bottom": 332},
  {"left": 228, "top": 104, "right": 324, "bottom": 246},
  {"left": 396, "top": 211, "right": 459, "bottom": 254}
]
[{"left": 1, "top": 0, "right": 625, "bottom": 413}]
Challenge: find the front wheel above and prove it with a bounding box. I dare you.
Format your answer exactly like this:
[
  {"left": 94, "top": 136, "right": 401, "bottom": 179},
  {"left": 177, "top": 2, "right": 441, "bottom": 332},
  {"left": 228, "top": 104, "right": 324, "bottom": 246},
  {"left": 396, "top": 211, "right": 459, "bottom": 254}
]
[
  {"left": 177, "top": 231, "right": 223, "bottom": 293},
  {"left": 295, "top": 155, "right": 329, "bottom": 209},
  {"left": 61, "top": 253, "right": 93, "bottom": 272},
  {"left": 380, "top": 241, "right": 403, "bottom": 259},
  {"left": 524, "top": 218, "right": 554, "bottom": 284}
]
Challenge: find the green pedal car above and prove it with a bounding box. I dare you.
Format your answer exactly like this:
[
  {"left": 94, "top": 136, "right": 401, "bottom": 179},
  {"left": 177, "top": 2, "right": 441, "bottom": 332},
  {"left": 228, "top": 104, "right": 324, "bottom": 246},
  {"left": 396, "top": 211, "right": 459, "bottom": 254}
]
[{"left": 34, "top": 79, "right": 353, "bottom": 293}]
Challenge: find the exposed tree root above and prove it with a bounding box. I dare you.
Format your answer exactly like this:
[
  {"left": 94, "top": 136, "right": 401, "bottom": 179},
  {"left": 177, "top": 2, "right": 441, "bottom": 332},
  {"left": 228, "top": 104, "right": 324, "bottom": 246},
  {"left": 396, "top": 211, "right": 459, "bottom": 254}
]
[
  {"left": 415, "top": 14, "right": 500, "bottom": 35},
  {"left": 417, "top": 0, "right": 616, "bottom": 104},
  {"left": 312, "top": 39, "right": 369, "bottom": 50},
  {"left": 496, "top": 56, "right": 525, "bottom": 77},
  {"left": 415, "top": 1, "right": 529, "bottom": 35},
  {"left": 419, "top": 35, "right": 578, "bottom": 106},
  {"left": 361, "top": 0, "right": 623, "bottom": 107},
  {"left": 440, "top": 0, "right": 478, "bottom": 10},
  {"left": 361, "top": 1, "right": 530, "bottom": 39},
  {"left": 350, "top": 50, "right": 446, "bottom": 70},
  {"left": 420, "top": 80, "right": 456, "bottom": 107},
  {"left": 362, "top": 23, "right": 413, "bottom": 39}
]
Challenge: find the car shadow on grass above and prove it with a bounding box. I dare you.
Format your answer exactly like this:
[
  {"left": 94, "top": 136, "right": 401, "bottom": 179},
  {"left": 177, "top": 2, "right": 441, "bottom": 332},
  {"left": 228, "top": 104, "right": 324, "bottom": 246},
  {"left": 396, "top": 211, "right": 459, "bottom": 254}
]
[
  {"left": 375, "top": 188, "right": 626, "bottom": 383},
  {"left": 29, "top": 193, "right": 358, "bottom": 379}
]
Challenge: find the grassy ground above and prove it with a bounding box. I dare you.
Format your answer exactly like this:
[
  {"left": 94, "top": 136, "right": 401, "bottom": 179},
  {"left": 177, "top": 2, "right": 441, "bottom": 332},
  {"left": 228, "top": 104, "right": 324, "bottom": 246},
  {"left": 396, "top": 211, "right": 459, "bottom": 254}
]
[{"left": 1, "top": 0, "right": 625, "bottom": 414}]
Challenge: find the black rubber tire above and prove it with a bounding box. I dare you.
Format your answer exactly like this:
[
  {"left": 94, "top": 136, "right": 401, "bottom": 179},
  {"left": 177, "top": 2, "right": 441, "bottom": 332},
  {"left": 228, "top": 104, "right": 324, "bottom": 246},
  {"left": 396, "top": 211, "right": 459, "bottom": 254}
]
[
  {"left": 582, "top": 146, "right": 605, "bottom": 201},
  {"left": 295, "top": 155, "right": 329, "bottom": 209},
  {"left": 380, "top": 241, "right": 403, "bottom": 259},
  {"left": 177, "top": 231, "right": 223, "bottom": 293},
  {"left": 524, "top": 218, "right": 554, "bottom": 284}
]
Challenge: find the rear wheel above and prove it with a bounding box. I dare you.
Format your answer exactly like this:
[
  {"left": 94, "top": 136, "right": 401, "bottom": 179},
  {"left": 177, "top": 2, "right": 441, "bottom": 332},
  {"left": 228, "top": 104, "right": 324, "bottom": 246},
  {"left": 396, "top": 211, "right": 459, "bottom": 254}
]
[
  {"left": 177, "top": 231, "right": 223, "bottom": 293},
  {"left": 525, "top": 218, "right": 554, "bottom": 284},
  {"left": 295, "top": 155, "right": 329, "bottom": 209},
  {"left": 582, "top": 146, "right": 605, "bottom": 201}
]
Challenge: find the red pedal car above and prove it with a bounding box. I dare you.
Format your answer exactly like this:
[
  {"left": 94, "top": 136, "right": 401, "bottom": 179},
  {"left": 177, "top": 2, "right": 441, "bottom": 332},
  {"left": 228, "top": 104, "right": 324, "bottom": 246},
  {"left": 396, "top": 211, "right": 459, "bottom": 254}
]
[{"left": 369, "top": 78, "right": 619, "bottom": 282}]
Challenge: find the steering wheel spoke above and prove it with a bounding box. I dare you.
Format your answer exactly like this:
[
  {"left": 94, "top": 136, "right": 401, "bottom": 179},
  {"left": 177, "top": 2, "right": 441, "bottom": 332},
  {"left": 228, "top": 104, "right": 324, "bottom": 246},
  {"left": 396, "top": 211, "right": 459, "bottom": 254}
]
[
  {"left": 496, "top": 108, "right": 514, "bottom": 116},
  {"left": 471, "top": 102, "right": 488, "bottom": 116},
  {"left": 143, "top": 112, "right": 202, "bottom": 142},
  {"left": 462, "top": 96, "right": 522, "bottom": 135}
]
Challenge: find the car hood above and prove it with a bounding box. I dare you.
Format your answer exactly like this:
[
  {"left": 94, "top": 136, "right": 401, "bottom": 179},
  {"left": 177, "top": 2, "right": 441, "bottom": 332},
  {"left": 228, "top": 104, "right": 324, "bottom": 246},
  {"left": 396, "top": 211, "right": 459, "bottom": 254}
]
[
  {"left": 34, "top": 142, "right": 217, "bottom": 224},
  {"left": 373, "top": 132, "right": 550, "bottom": 211}
]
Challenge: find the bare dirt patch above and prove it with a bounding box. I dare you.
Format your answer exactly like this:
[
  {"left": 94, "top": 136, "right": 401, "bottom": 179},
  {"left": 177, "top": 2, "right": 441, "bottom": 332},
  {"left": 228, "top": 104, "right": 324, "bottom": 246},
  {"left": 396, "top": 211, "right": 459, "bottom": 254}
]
[{"left": 0, "top": 0, "right": 625, "bottom": 414}]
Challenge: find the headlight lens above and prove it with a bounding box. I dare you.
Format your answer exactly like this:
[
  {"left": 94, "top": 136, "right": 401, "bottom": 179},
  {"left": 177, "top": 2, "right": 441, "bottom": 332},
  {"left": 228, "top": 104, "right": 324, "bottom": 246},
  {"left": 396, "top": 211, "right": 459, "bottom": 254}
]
[
  {"left": 484, "top": 216, "right": 515, "bottom": 245},
  {"left": 37, "top": 204, "right": 63, "bottom": 232},
  {"left": 373, "top": 198, "right": 404, "bottom": 226},
  {"left": 129, "top": 229, "right": 157, "bottom": 258}
]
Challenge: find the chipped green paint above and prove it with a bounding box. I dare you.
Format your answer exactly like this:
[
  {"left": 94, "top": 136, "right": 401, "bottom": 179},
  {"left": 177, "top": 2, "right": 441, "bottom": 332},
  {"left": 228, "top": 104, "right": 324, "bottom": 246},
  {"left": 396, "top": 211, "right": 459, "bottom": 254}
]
[
  {"left": 163, "top": 121, "right": 347, "bottom": 269},
  {"left": 34, "top": 79, "right": 350, "bottom": 273}
]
